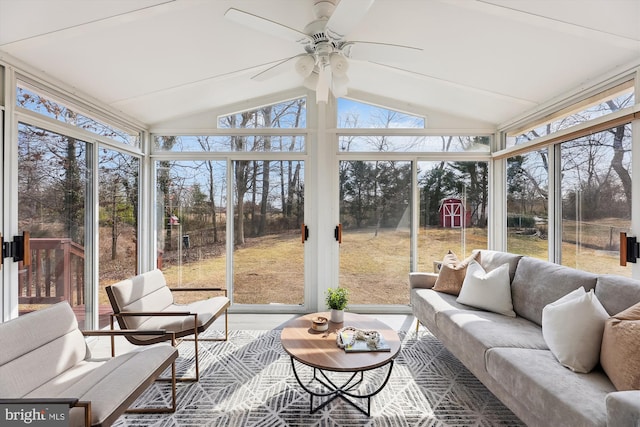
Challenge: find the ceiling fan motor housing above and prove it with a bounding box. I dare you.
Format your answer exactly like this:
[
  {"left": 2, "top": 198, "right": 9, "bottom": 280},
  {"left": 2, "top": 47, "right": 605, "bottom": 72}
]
[{"left": 313, "top": 1, "right": 337, "bottom": 20}]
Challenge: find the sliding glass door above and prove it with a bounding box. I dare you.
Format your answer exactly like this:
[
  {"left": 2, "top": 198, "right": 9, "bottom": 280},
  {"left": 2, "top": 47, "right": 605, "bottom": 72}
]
[
  {"left": 154, "top": 158, "right": 306, "bottom": 307},
  {"left": 17, "top": 123, "right": 93, "bottom": 328},
  {"left": 338, "top": 160, "right": 412, "bottom": 305},
  {"left": 155, "top": 160, "right": 228, "bottom": 295},
  {"left": 232, "top": 160, "right": 305, "bottom": 305}
]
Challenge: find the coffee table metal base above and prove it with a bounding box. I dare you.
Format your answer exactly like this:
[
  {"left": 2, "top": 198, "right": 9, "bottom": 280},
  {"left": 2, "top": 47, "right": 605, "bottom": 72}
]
[{"left": 289, "top": 357, "right": 394, "bottom": 416}]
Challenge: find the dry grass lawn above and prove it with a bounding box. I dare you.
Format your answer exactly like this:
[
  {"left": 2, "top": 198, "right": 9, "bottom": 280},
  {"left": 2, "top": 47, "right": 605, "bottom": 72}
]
[{"left": 158, "top": 224, "right": 630, "bottom": 307}]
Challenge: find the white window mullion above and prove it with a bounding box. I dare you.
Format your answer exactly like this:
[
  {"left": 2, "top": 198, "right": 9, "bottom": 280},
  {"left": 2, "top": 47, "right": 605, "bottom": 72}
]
[
  {"left": 631, "top": 68, "right": 640, "bottom": 279},
  {"left": 549, "top": 145, "right": 560, "bottom": 263},
  {"left": 2, "top": 66, "right": 19, "bottom": 321}
]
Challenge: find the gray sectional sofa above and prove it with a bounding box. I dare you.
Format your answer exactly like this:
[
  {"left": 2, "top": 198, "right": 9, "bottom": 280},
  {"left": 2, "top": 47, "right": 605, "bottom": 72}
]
[{"left": 410, "top": 250, "right": 640, "bottom": 427}]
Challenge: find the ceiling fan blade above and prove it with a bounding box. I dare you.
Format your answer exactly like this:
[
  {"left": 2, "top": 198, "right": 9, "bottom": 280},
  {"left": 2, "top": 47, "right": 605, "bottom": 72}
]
[
  {"left": 251, "top": 55, "right": 303, "bottom": 81},
  {"left": 225, "top": 8, "right": 313, "bottom": 46},
  {"left": 325, "top": 0, "right": 375, "bottom": 40},
  {"left": 342, "top": 41, "right": 423, "bottom": 62}
]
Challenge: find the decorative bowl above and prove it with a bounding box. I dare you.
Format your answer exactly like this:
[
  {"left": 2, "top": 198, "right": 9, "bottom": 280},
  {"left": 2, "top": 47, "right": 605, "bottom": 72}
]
[{"left": 311, "top": 316, "right": 329, "bottom": 331}]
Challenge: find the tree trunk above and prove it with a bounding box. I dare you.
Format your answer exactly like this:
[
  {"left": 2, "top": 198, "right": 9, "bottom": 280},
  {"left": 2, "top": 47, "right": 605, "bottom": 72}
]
[
  {"left": 111, "top": 181, "right": 118, "bottom": 260},
  {"left": 609, "top": 123, "right": 632, "bottom": 216},
  {"left": 206, "top": 161, "right": 218, "bottom": 243},
  {"left": 63, "top": 136, "right": 82, "bottom": 243}
]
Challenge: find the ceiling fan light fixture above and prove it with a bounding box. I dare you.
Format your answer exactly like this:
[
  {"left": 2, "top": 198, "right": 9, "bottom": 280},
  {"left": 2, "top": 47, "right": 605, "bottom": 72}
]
[
  {"left": 332, "top": 73, "right": 349, "bottom": 97},
  {"left": 303, "top": 71, "right": 319, "bottom": 90},
  {"left": 329, "top": 52, "right": 349, "bottom": 77},
  {"left": 332, "top": 83, "right": 348, "bottom": 98},
  {"left": 295, "top": 54, "right": 316, "bottom": 78}
]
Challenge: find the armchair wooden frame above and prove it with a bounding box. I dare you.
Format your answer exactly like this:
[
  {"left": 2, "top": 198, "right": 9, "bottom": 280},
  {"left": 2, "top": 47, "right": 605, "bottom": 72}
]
[{"left": 107, "top": 286, "right": 229, "bottom": 382}]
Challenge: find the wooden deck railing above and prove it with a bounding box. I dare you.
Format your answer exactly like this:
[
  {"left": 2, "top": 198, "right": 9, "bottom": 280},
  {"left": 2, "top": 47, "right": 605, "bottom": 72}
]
[{"left": 18, "top": 238, "right": 85, "bottom": 306}]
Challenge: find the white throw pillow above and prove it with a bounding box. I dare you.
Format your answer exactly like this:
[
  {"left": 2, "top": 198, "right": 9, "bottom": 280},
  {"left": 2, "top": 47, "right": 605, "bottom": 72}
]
[
  {"left": 541, "top": 287, "right": 609, "bottom": 373},
  {"left": 456, "top": 261, "right": 515, "bottom": 317}
]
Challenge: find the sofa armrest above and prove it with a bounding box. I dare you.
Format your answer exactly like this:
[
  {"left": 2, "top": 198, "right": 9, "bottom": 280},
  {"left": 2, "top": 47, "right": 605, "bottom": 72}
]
[
  {"left": 606, "top": 391, "right": 640, "bottom": 427},
  {"left": 112, "top": 311, "right": 193, "bottom": 317},
  {"left": 409, "top": 272, "right": 438, "bottom": 289},
  {"left": 84, "top": 329, "right": 176, "bottom": 344},
  {"left": 90, "top": 325, "right": 179, "bottom": 357}
]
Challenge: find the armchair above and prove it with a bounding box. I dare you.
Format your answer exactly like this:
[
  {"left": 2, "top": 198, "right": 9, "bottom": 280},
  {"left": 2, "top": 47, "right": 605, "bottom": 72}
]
[{"left": 105, "top": 269, "right": 230, "bottom": 381}]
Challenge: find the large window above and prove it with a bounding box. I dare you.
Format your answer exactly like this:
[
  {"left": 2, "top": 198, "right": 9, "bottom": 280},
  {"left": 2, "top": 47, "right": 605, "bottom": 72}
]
[
  {"left": 339, "top": 160, "right": 411, "bottom": 305},
  {"left": 417, "top": 161, "right": 489, "bottom": 272},
  {"left": 154, "top": 135, "right": 305, "bottom": 153},
  {"left": 339, "top": 135, "right": 490, "bottom": 153},
  {"left": 338, "top": 98, "right": 425, "bottom": 128},
  {"left": 506, "top": 81, "right": 634, "bottom": 148},
  {"left": 233, "top": 160, "right": 305, "bottom": 305},
  {"left": 14, "top": 81, "right": 142, "bottom": 327},
  {"left": 17, "top": 123, "right": 92, "bottom": 327},
  {"left": 155, "top": 160, "right": 228, "bottom": 294},
  {"left": 337, "top": 100, "right": 491, "bottom": 305},
  {"left": 506, "top": 149, "right": 549, "bottom": 258},
  {"left": 98, "top": 149, "right": 139, "bottom": 325},
  {"left": 560, "top": 125, "right": 631, "bottom": 276},
  {"left": 219, "top": 98, "right": 306, "bottom": 129},
  {"left": 154, "top": 98, "right": 307, "bottom": 308},
  {"left": 17, "top": 83, "right": 141, "bottom": 147},
  {"left": 502, "top": 79, "right": 635, "bottom": 276}
]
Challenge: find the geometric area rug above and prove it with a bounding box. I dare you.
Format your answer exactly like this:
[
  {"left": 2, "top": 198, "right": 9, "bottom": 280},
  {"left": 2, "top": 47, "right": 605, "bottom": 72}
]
[{"left": 113, "top": 328, "right": 525, "bottom": 427}]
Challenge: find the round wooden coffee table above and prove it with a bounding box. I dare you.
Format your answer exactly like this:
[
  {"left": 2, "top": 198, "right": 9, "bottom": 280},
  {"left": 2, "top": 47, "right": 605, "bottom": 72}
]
[{"left": 280, "top": 312, "right": 401, "bottom": 415}]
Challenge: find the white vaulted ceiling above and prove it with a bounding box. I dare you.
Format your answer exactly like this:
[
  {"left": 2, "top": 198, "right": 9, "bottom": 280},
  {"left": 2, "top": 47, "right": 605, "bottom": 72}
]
[{"left": 1, "top": 0, "right": 639, "bottom": 128}]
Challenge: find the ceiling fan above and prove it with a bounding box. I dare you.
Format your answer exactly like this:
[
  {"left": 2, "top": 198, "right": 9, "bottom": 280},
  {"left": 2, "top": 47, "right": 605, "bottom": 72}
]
[{"left": 224, "top": 0, "right": 423, "bottom": 103}]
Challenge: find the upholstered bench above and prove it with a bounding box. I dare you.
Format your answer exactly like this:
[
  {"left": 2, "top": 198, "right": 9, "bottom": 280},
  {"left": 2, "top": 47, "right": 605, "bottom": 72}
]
[{"left": 0, "top": 301, "right": 178, "bottom": 427}]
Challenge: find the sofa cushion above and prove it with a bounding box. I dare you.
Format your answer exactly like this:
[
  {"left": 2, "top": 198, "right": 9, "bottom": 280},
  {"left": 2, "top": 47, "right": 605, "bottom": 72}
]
[
  {"left": 0, "top": 302, "right": 87, "bottom": 397},
  {"left": 26, "top": 345, "right": 177, "bottom": 426},
  {"left": 511, "top": 257, "right": 598, "bottom": 325},
  {"left": 606, "top": 391, "right": 640, "bottom": 426},
  {"left": 542, "top": 288, "right": 608, "bottom": 373},
  {"left": 595, "top": 275, "right": 640, "bottom": 316},
  {"left": 131, "top": 296, "right": 230, "bottom": 342},
  {"left": 433, "top": 250, "right": 479, "bottom": 295},
  {"left": 410, "top": 288, "right": 469, "bottom": 335},
  {"left": 435, "top": 306, "right": 548, "bottom": 377},
  {"left": 477, "top": 250, "right": 522, "bottom": 282},
  {"left": 601, "top": 301, "right": 640, "bottom": 391},
  {"left": 486, "top": 347, "right": 614, "bottom": 427},
  {"left": 108, "top": 269, "right": 174, "bottom": 329},
  {"left": 457, "top": 261, "right": 515, "bottom": 317}
]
